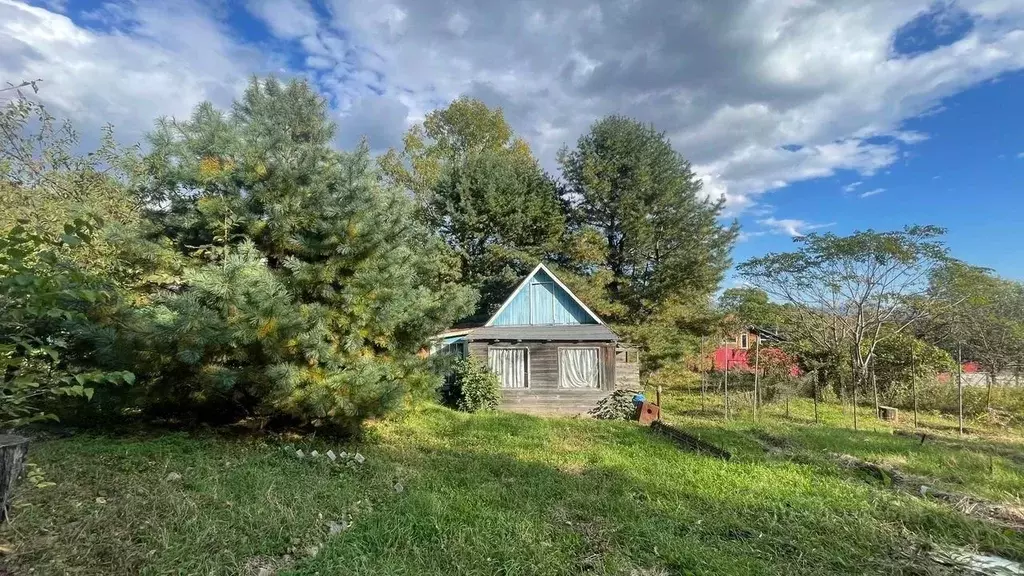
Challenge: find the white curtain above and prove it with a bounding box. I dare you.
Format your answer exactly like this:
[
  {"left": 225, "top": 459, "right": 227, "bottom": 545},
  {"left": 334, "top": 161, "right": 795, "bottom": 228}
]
[
  {"left": 559, "top": 348, "right": 601, "bottom": 388},
  {"left": 488, "top": 348, "right": 527, "bottom": 388}
]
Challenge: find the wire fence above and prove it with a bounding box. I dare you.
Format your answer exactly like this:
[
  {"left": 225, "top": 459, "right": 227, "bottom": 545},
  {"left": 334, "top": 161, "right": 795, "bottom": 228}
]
[{"left": 683, "top": 367, "right": 1024, "bottom": 432}]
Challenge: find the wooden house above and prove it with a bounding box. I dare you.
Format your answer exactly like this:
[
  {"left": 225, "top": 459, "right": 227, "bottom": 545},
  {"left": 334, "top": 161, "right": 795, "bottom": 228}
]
[
  {"left": 432, "top": 263, "right": 639, "bottom": 414},
  {"left": 713, "top": 326, "right": 800, "bottom": 376}
]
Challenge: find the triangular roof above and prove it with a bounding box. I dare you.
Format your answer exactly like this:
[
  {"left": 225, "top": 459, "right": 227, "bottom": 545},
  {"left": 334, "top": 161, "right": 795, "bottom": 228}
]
[{"left": 484, "top": 263, "right": 605, "bottom": 327}]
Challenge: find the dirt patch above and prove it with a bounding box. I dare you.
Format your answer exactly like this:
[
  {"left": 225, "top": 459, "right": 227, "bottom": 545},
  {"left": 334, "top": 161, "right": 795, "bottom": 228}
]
[
  {"left": 241, "top": 556, "right": 292, "bottom": 576},
  {"left": 649, "top": 421, "right": 732, "bottom": 460},
  {"left": 551, "top": 507, "right": 615, "bottom": 572},
  {"left": 893, "top": 429, "right": 1024, "bottom": 467},
  {"left": 833, "top": 453, "right": 1024, "bottom": 532},
  {"left": 749, "top": 431, "right": 794, "bottom": 454}
]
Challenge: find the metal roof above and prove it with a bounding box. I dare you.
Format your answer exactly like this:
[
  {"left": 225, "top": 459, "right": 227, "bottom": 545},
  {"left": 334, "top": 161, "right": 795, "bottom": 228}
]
[{"left": 466, "top": 324, "right": 618, "bottom": 342}]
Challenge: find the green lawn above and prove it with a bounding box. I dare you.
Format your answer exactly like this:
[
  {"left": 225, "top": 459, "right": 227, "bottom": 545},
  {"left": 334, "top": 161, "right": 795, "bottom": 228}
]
[{"left": 3, "top": 397, "right": 1023, "bottom": 575}]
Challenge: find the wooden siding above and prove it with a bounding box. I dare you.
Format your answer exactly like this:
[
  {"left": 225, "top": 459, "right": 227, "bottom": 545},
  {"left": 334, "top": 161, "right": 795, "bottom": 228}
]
[
  {"left": 493, "top": 270, "right": 597, "bottom": 326},
  {"left": 469, "top": 340, "right": 616, "bottom": 413}
]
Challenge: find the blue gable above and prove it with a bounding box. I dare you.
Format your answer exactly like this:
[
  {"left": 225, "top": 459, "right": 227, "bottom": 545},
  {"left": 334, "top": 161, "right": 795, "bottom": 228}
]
[{"left": 492, "top": 269, "right": 598, "bottom": 326}]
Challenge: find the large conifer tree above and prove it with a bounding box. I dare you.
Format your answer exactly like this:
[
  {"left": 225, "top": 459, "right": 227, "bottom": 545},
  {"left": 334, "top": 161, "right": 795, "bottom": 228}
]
[
  {"left": 137, "top": 78, "right": 476, "bottom": 430},
  {"left": 559, "top": 116, "right": 738, "bottom": 376}
]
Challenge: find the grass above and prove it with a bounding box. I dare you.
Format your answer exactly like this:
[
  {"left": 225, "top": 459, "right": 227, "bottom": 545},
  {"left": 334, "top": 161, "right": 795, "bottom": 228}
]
[{"left": 2, "top": 394, "right": 1023, "bottom": 575}]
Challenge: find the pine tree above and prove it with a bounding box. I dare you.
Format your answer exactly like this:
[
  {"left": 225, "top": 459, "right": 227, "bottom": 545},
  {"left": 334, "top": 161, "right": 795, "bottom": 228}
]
[
  {"left": 558, "top": 116, "right": 738, "bottom": 377},
  {"left": 137, "top": 77, "right": 476, "bottom": 430}
]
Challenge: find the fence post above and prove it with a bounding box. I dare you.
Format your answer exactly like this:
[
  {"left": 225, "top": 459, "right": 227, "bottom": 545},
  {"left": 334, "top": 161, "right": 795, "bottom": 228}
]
[
  {"left": 753, "top": 336, "right": 761, "bottom": 422},
  {"left": 724, "top": 356, "right": 731, "bottom": 421},
  {"left": 700, "top": 337, "right": 706, "bottom": 413},
  {"left": 911, "top": 347, "right": 918, "bottom": 429},
  {"left": 957, "top": 344, "right": 964, "bottom": 437},
  {"left": 813, "top": 369, "right": 820, "bottom": 424},
  {"left": 871, "top": 363, "right": 879, "bottom": 418},
  {"left": 853, "top": 371, "right": 859, "bottom": 431}
]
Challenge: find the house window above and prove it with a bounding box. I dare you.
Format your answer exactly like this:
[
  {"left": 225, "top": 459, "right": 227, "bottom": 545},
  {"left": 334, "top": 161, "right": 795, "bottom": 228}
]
[
  {"left": 488, "top": 347, "right": 529, "bottom": 388},
  {"left": 740, "top": 334, "right": 749, "bottom": 349},
  {"left": 558, "top": 347, "right": 601, "bottom": 388},
  {"left": 436, "top": 341, "right": 467, "bottom": 358}
]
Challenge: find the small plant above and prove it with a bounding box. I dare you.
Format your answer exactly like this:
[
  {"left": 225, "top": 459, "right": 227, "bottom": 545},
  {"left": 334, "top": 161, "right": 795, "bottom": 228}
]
[
  {"left": 25, "top": 463, "right": 55, "bottom": 489},
  {"left": 443, "top": 357, "right": 500, "bottom": 413}
]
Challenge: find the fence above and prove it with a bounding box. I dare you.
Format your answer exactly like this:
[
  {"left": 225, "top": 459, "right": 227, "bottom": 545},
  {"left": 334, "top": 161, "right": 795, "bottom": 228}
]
[{"left": 687, "top": 367, "right": 1024, "bottom": 431}]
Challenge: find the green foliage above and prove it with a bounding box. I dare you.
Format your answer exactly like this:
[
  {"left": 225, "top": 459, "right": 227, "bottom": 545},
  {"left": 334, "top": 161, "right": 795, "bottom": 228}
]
[
  {"left": 869, "top": 332, "right": 955, "bottom": 404},
  {"left": 0, "top": 88, "right": 144, "bottom": 286},
  {"left": 443, "top": 356, "right": 500, "bottom": 412},
  {"left": 0, "top": 219, "right": 134, "bottom": 428},
  {"left": 559, "top": 116, "right": 738, "bottom": 322},
  {"left": 718, "top": 287, "right": 784, "bottom": 331},
  {"left": 428, "top": 150, "right": 566, "bottom": 314},
  {"left": 379, "top": 95, "right": 534, "bottom": 196},
  {"left": 927, "top": 262, "right": 1024, "bottom": 377},
  {"left": 382, "top": 97, "right": 563, "bottom": 317},
  {"left": 134, "top": 77, "right": 476, "bottom": 430},
  {"left": 589, "top": 389, "right": 642, "bottom": 420},
  {"left": 739, "top": 226, "right": 954, "bottom": 386},
  {"left": 558, "top": 116, "right": 737, "bottom": 378}
]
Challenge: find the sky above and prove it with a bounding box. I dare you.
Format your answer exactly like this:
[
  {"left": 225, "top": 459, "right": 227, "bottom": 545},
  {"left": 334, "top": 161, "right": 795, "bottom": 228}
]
[{"left": 2, "top": 0, "right": 1023, "bottom": 281}]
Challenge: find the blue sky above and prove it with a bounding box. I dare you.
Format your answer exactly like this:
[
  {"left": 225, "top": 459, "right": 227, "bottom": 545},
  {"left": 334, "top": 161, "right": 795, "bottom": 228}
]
[
  {"left": 733, "top": 70, "right": 1024, "bottom": 281},
  {"left": 2, "top": 0, "right": 1023, "bottom": 279}
]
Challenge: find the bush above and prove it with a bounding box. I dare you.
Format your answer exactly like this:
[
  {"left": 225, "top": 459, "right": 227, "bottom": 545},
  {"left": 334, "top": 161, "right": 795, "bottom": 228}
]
[
  {"left": 0, "top": 220, "right": 134, "bottom": 428},
  {"left": 443, "top": 357, "right": 500, "bottom": 413}
]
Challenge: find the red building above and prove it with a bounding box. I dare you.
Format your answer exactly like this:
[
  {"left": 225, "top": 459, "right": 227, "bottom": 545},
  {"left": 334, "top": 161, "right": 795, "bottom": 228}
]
[{"left": 713, "top": 327, "right": 800, "bottom": 376}]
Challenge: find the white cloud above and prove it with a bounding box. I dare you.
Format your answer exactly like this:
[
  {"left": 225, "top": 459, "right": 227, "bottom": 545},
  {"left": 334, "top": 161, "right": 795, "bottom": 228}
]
[
  {"left": 3, "top": 0, "right": 1024, "bottom": 218},
  {"left": 843, "top": 181, "right": 864, "bottom": 193},
  {"left": 860, "top": 188, "right": 885, "bottom": 198},
  {"left": 758, "top": 218, "right": 835, "bottom": 238},
  {"left": 0, "top": 0, "right": 271, "bottom": 145},
  {"left": 246, "top": 0, "right": 320, "bottom": 39},
  {"left": 737, "top": 230, "right": 767, "bottom": 243},
  {"left": 320, "top": 0, "right": 1024, "bottom": 213},
  {"left": 1017, "top": 152, "right": 1024, "bottom": 159}
]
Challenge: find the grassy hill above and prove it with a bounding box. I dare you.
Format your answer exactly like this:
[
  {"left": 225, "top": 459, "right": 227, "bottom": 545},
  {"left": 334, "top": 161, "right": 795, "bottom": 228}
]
[{"left": 3, "top": 396, "right": 1023, "bottom": 575}]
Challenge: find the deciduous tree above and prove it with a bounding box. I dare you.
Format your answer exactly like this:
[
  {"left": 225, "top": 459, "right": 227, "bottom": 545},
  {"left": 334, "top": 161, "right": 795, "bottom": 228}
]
[{"left": 738, "top": 226, "right": 954, "bottom": 395}]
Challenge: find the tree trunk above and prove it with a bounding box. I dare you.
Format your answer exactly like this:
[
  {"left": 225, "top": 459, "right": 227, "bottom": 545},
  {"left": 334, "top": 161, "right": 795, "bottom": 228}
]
[
  {"left": 0, "top": 435, "right": 29, "bottom": 523},
  {"left": 838, "top": 371, "right": 845, "bottom": 413}
]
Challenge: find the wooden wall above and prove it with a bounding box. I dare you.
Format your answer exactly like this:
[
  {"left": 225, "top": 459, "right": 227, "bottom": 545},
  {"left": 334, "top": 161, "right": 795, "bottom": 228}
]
[{"left": 468, "top": 340, "right": 617, "bottom": 390}]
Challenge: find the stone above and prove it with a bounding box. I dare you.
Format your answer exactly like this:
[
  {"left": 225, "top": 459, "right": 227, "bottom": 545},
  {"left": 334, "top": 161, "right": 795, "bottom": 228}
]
[
  {"left": 165, "top": 472, "right": 182, "bottom": 482},
  {"left": 326, "top": 450, "right": 337, "bottom": 462},
  {"left": 328, "top": 519, "right": 349, "bottom": 534}
]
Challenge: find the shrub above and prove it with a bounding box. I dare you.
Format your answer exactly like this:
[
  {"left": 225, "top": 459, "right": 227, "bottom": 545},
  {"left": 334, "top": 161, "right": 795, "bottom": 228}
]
[
  {"left": 444, "top": 357, "right": 500, "bottom": 413},
  {"left": 0, "top": 220, "right": 134, "bottom": 427}
]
